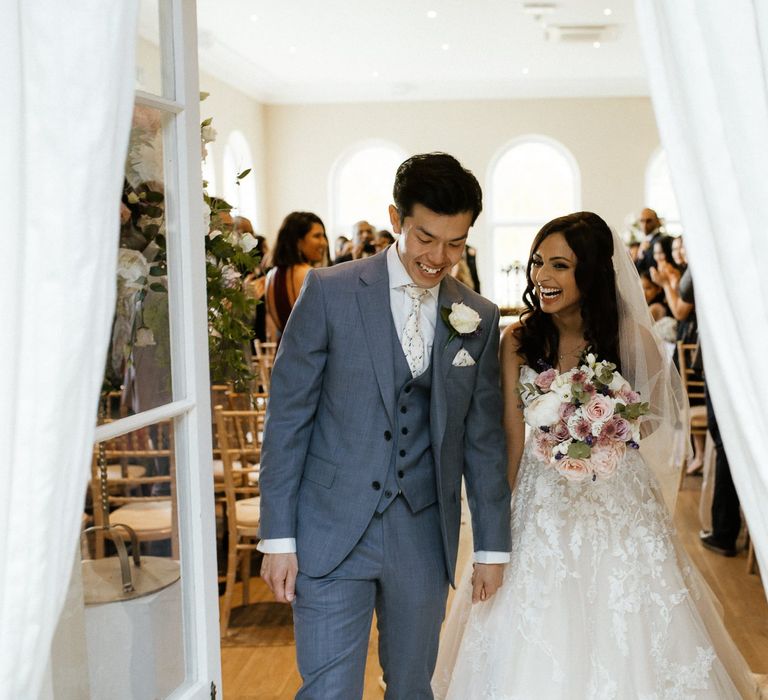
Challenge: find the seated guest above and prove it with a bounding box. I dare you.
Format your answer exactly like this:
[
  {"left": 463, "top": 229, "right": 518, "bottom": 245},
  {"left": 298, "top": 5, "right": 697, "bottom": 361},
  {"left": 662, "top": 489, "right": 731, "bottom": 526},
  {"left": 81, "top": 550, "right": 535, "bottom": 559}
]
[
  {"left": 264, "top": 212, "right": 327, "bottom": 342},
  {"left": 651, "top": 239, "right": 704, "bottom": 474},
  {"left": 333, "top": 235, "right": 351, "bottom": 262},
  {"left": 639, "top": 269, "right": 670, "bottom": 321},
  {"left": 653, "top": 235, "right": 683, "bottom": 274},
  {"left": 374, "top": 229, "right": 395, "bottom": 252}
]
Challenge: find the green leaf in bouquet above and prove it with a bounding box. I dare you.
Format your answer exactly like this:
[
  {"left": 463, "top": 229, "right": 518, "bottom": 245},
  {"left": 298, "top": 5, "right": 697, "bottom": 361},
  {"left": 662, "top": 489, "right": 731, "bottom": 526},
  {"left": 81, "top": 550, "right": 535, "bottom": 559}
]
[
  {"left": 568, "top": 442, "right": 592, "bottom": 459},
  {"left": 149, "top": 266, "right": 165, "bottom": 277},
  {"left": 149, "top": 282, "right": 167, "bottom": 293},
  {"left": 201, "top": 117, "right": 213, "bottom": 127},
  {"left": 237, "top": 168, "right": 251, "bottom": 180},
  {"left": 142, "top": 223, "right": 160, "bottom": 238},
  {"left": 144, "top": 205, "right": 164, "bottom": 219},
  {"left": 145, "top": 190, "right": 164, "bottom": 203},
  {"left": 200, "top": 91, "right": 210, "bottom": 101}
]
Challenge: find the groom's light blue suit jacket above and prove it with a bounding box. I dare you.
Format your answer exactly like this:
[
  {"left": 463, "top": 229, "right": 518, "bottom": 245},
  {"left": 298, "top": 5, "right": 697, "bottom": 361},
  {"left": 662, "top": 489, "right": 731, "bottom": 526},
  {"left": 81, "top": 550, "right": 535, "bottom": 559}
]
[{"left": 258, "top": 251, "right": 511, "bottom": 583}]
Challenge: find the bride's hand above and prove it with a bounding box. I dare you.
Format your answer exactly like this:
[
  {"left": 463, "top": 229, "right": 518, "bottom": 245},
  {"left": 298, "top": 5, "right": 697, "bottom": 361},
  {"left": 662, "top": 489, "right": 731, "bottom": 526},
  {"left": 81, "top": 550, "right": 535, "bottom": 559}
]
[{"left": 471, "top": 563, "right": 504, "bottom": 603}]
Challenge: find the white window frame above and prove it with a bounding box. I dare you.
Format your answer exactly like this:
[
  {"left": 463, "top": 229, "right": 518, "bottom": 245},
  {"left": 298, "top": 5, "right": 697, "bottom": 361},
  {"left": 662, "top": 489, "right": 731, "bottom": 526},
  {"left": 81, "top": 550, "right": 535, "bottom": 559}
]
[
  {"left": 484, "top": 134, "right": 581, "bottom": 305},
  {"left": 328, "top": 138, "right": 408, "bottom": 234},
  {"left": 94, "top": 1, "right": 221, "bottom": 697}
]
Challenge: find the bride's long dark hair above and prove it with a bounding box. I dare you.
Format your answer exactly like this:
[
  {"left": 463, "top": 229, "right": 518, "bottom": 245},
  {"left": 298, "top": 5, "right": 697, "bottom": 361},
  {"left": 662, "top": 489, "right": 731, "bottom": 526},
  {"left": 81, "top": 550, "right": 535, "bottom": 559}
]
[{"left": 514, "top": 212, "right": 621, "bottom": 370}]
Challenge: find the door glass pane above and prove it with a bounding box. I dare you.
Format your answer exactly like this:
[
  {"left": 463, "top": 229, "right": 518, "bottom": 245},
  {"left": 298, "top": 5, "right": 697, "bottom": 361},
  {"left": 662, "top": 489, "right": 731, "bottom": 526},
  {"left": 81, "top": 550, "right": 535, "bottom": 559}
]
[
  {"left": 493, "top": 225, "right": 537, "bottom": 308},
  {"left": 102, "top": 104, "right": 173, "bottom": 421},
  {"left": 136, "top": 0, "right": 174, "bottom": 99},
  {"left": 82, "top": 419, "right": 184, "bottom": 698}
]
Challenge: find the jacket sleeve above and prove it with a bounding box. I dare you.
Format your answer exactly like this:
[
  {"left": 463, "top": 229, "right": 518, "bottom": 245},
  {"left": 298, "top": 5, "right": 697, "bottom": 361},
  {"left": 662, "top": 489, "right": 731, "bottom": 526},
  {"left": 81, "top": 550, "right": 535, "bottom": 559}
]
[
  {"left": 461, "top": 305, "right": 512, "bottom": 554},
  {"left": 258, "top": 270, "right": 329, "bottom": 539}
]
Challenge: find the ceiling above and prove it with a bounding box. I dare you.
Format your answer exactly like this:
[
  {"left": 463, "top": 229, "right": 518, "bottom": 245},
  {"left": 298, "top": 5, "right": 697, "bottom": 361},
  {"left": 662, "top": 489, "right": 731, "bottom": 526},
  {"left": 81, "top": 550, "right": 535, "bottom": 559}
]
[{"left": 181, "top": 1, "right": 647, "bottom": 103}]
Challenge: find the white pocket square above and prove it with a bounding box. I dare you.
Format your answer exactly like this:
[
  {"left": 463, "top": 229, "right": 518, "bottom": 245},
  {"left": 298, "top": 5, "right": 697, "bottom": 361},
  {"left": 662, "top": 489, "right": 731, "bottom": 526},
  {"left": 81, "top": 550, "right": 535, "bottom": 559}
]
[{"left": 452, "top": 348, "right": 476, "bottom": 367}]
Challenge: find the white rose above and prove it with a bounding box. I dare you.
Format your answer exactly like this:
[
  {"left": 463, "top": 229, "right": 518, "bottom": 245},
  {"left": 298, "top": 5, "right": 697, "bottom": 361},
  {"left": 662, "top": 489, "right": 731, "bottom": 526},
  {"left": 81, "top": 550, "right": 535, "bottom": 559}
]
[
  {"left": 209, "top": 229, "right": 223, "bottom": 240},
  {"left": 550, "top": 376, "right": 573, "bottom": 402},
  {"left": 524, "top": 391, "right": 562, "bottom": 429},
  {"left": 221, "top": 264, "right": 242, "bottom": 287},
  {"left": 237, "top": 232, "right": 259, "bottom": 253},
  {"left": 202, "top": 203, "right": 211, "bottom": 234},
  {"left": 608, "top": 370, "right": 630, "bottom": 393},
  {"left": 448, "top": 303, "right": 481, "bottom": 334},
  {"left": 590, "top": 419, "right": 605, "bottom": 437},
  {"left": 116, "top": 249, "right": 149, "bottom": 288},
  {"left": 135, "top": 327, "right": 156, "bottom": 347}
]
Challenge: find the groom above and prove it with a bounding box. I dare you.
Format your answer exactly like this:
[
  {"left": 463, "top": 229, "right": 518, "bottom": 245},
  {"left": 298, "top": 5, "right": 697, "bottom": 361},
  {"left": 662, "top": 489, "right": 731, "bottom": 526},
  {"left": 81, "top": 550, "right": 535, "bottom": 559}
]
[{"left": 258, "top": 153, "right": 511, "bottom": 698}]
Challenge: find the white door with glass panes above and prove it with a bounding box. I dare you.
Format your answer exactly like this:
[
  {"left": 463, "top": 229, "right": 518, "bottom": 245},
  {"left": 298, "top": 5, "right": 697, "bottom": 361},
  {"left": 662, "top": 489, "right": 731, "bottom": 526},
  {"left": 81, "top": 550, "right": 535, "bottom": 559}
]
[{"left": 88, "top": 1, "right": 221, "bottom": 697}]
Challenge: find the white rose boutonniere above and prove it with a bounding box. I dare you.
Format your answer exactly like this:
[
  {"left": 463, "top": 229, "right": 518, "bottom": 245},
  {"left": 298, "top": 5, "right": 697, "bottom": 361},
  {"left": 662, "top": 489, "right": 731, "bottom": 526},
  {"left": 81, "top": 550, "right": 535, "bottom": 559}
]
[{"left": 440, "top": 302, "right": 481, "bottom": 344}]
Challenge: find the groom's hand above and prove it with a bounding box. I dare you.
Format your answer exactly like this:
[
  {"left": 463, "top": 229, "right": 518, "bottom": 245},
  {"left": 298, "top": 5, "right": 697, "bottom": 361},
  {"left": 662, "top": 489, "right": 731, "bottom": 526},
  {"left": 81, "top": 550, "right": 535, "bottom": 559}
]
[
  {"left": 471, "top": 563, "right": 504, "bottom": 604},
  {"left": 261, "top": 553, "right": 298, "bottom": 603}
]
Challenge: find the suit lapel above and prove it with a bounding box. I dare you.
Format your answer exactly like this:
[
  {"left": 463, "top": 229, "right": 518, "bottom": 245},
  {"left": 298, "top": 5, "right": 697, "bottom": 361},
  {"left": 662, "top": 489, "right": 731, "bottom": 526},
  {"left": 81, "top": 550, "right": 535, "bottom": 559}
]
[
  {"left": 430, "top": 276, "right": 465, "bottom": 461},
  {"left": 356, "top": 255, "right": 396, "bottom": 427}
]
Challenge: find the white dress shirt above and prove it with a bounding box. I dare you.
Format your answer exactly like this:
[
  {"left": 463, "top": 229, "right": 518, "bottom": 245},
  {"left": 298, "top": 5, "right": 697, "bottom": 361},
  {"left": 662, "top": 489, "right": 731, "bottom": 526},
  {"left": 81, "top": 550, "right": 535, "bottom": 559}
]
[{"left": 258, "top": 245, "right": 509, "bottom": 564}]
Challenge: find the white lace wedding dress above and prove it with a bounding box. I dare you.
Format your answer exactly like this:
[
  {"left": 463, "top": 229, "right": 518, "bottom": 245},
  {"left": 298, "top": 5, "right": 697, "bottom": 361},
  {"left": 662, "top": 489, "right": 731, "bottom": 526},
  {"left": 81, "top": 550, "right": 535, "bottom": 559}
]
[{"left": 432, "top": 367, "right": 754, "bottom": 700}]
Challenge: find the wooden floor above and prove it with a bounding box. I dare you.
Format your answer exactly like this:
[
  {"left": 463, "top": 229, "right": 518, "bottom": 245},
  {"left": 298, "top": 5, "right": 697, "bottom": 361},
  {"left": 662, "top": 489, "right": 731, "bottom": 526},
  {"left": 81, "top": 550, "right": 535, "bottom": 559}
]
[{"left": 221, "top": 475, "right": 768, "bottom": 699}]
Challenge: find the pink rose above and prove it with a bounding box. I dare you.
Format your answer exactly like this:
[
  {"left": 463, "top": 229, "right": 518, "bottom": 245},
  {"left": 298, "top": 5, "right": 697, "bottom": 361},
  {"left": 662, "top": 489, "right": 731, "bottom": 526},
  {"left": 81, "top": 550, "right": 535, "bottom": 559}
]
[
  {"left": 566, "top": 414, "right": 592, "bottom": 441},
  {"left": 601, "top": 415, "right": 632, "bottom": 442},
  {"left": 619, "top": 387, "right": 641, "bottom": 404},
  {"left": 533, "top": 430, "right": 558, "bottom": 463},
  {"left": 558, "top": 402, "right": 577, "bottom": 421},
  {"left": 556, "top": 457, "right": 591, "bottom": 482},
  {"left": 535, "top": 368, "right": 557, "bottom": 391},
  {"left": 584, "top": 394, "right": 615, "bottom": 423},
  {"left": 552, "top": 421, "right": 571, "bottom": 442},
  {"left": 589, "top": 442, "right": 626, "bottom": 478},
  {"left": 582, "top": 382, "right": 597, "bottom": 396}
]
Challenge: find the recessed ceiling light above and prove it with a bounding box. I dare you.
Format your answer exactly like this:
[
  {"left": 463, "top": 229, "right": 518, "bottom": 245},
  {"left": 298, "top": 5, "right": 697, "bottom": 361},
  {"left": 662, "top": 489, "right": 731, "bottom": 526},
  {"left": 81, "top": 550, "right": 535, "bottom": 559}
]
[
  {"left": 593, "top": 41, "right": 601, "bottom": 48},
  {"left": 372, "top": 71, "right": 380, "bottom": 78},
  {"left": 603, "top": 8, "right": 613, "bottom": 16},
  {"left": 249, "top": 14, "right": 259, "bottom": 22},
  {"left": 522, "top": 67, "right": 530, "bottom": 75},
  {"left": 441, "top": 43, "right": 450, "bottom": 51},
  {"left": 427, "top": 10, "right": 437, "bottom": 19},
  {"left": 289, "top": 45, "right": 297, "bottom": 54}
]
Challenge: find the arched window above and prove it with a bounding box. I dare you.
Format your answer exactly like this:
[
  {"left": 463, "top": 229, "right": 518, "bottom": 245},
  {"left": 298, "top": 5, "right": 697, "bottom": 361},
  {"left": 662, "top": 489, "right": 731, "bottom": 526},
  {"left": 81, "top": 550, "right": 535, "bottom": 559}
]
[
  {"left": 201, "top": 141, "right": 217, "bottom": 195},
  {"left": 330, "top": 140, "right": 408, "bottom": 237},
  {"left": 488, "top": 136, "right": 580, "bottom": 306},
  {"left": 645, "top": 148, "right": 682, "bottom": 234},
  {"left": 222, "top": 130, "right": 258, "bottom": 222}
]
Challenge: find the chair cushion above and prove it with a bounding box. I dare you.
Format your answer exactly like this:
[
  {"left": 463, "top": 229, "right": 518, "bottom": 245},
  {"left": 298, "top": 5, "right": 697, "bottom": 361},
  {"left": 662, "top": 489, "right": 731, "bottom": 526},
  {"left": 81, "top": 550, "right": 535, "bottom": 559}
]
[
  {"left": 111, "top": 501, "right": 172, "bottom": 539},
  {"left": 690, "top": 405, "right": 707, "bottom": 429},
  {"left": 235, "top": 497, "right": 261, "bottom": 529}
]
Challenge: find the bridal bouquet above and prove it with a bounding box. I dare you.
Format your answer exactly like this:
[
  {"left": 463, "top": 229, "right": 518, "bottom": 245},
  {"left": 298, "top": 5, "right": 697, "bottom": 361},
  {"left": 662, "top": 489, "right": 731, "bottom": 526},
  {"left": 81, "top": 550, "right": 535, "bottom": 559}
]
[{"left": 519, "top": 354, "right": 649, "bottom": 482}]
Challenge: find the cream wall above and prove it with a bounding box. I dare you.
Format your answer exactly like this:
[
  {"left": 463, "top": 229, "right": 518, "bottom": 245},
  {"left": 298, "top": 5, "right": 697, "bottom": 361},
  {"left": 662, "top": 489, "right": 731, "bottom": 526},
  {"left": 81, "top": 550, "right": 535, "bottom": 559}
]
[
  {"left": 136, "top": 36, "right": 268, "bottom": 235},
  {"left": 263, "top": 97, "right": 662, "bottom": 293},
  {"left": 198, "top": 74, "right": 267, "bottom": 233}
]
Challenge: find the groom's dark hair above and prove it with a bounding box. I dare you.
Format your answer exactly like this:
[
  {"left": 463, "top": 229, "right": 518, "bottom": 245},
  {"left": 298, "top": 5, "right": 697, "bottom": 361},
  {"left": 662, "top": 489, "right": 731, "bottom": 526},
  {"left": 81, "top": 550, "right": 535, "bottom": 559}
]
[{"left": 393, "top": 152, "right": 483, "bottom": 225}]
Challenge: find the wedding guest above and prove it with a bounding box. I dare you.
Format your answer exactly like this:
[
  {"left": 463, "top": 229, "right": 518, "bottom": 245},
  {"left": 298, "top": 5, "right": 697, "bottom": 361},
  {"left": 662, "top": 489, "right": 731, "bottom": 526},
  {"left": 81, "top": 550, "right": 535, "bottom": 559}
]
[
  {"left": 635, "top": 207, "right": 664, "bottom": 274},
  {"left": 640, "top": 269, "right": 670, "bottom": 321},
  {"left": 465, "top": 245, "right": 481, "bottom": 293},
  {"left": 333, "top": 235, "right": 351, "bottom": 262},
  {"left": 264, "top": 211, "right": 327, "bottom": 342},
  {"left": 234, "top": 216, "right": 269, "bottom": 344},
  {"left": 653, "top": 235, "right": 683, "bottom": 274},
  {"left": 700, "top": 385, "right": 741, "bottom": 557},
  {"left": 651, "top": 245, "right": 704, "bottom": 474},
  {"left": 375, "top": 229, "right": 395, "bottom": 252},
  {"left": 335, "top": 219, "right": 376, "bottom": 263}
]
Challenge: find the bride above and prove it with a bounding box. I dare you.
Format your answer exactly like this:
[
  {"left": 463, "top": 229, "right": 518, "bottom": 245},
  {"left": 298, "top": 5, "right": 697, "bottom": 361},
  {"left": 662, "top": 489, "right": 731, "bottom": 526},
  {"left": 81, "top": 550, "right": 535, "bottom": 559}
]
[{"left": 432, "top": 212, "right": 755, "bottom": 699}]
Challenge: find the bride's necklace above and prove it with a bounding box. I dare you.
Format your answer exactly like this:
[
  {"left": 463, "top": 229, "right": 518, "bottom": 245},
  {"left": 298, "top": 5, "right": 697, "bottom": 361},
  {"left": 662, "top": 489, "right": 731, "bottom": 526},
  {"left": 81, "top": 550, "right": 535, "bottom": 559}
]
[{"left": 558, "top": 341, "right": 587, "bottom": 360}]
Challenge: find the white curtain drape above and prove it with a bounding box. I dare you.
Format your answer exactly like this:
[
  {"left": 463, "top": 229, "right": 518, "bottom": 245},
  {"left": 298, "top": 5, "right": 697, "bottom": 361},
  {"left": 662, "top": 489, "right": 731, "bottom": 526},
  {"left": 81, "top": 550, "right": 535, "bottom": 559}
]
[
  {"left": 636, "top": 1, "right": 768, "bottom": 582},
  {"left": 0, "top": 2, "right": 138, "bottom": 697}
]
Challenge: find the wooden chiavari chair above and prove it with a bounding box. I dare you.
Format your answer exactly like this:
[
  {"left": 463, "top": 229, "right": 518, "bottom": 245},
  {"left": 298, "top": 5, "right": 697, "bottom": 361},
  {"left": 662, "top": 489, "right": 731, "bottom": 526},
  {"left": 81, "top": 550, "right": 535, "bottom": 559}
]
[
  {"left": 252, "top": 340, "right": 277, "bottom": 393},
  {"left": 677, "top": 342, "right": 708, "bottom": 490},
  {"left": 214, "top": 406, "right": 264, "bottom": 636}
]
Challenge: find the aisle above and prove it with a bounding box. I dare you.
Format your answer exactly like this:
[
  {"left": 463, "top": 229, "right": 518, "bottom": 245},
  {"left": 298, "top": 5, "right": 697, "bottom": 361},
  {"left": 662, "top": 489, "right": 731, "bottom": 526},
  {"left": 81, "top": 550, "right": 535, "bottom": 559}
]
[{"left": 221, "top": 476, "right": 768, "bottom": 699}]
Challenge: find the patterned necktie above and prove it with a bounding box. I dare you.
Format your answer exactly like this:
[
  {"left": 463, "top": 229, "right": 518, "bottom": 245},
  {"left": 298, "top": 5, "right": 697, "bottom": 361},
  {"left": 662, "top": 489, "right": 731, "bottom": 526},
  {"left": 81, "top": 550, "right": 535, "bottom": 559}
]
[{"left": 402, "top": 284, "right": 429, "bottom": 377}]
